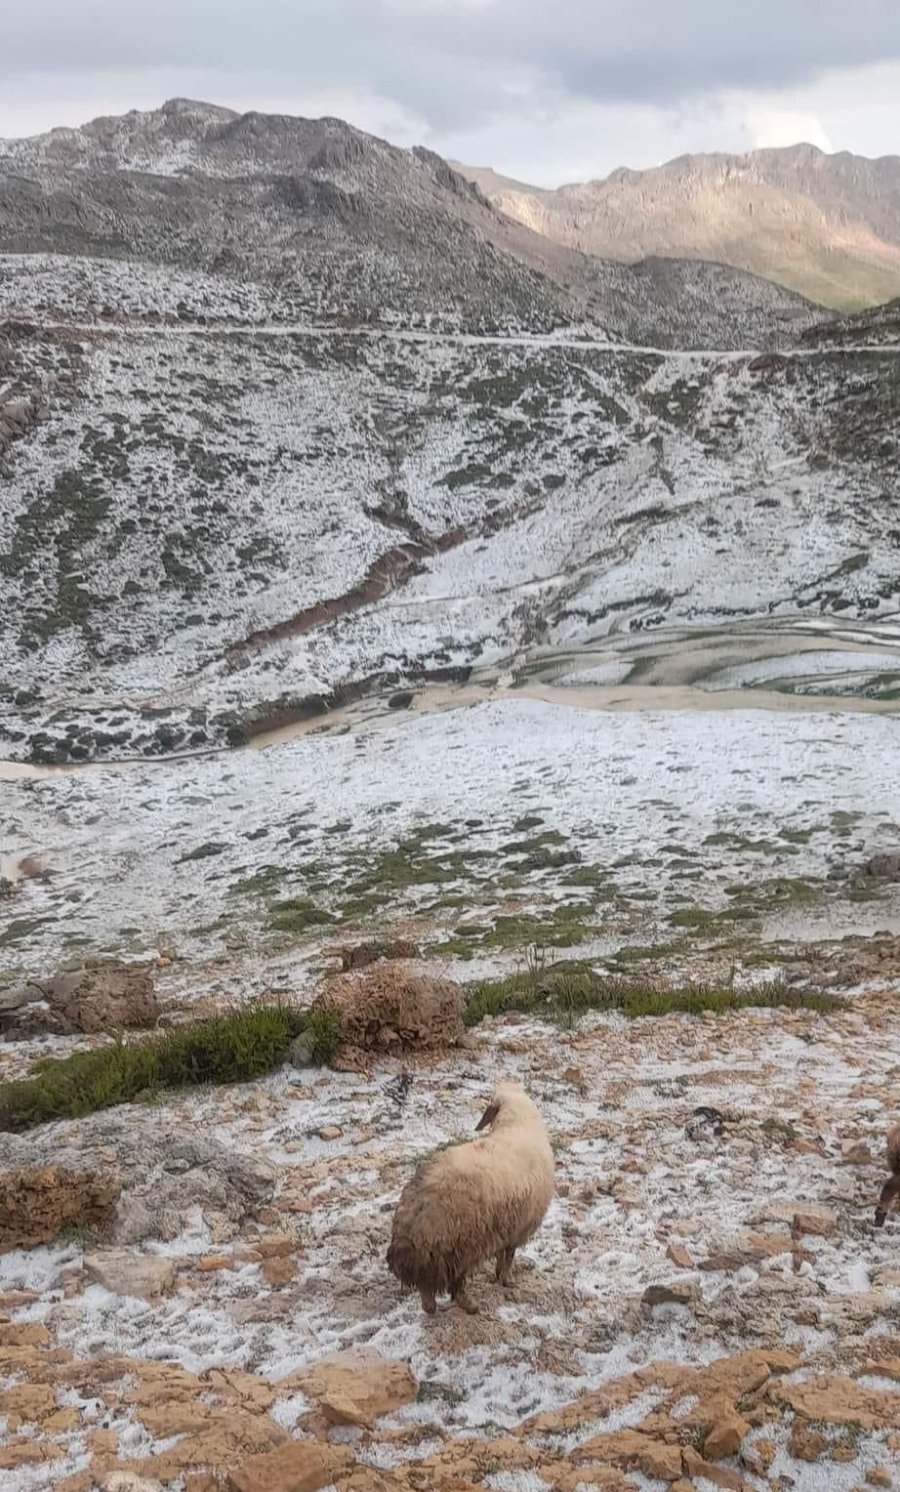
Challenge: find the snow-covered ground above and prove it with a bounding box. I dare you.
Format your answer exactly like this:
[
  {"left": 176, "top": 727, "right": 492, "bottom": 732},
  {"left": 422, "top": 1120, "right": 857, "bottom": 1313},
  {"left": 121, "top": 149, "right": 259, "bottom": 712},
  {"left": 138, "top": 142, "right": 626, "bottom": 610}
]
[{"left": 3, "top": 698, "right": 899, "bottom": 990}]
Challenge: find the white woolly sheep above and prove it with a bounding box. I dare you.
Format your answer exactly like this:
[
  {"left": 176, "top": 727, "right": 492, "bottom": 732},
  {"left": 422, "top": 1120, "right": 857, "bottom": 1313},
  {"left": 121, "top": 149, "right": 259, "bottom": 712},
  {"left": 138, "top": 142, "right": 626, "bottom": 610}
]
[
  {"left": 875, "top": 1122, "right": 900, "bottom": 1228},
  {"left": 386, "top": 1079, "right": 555, "bottom": 1314}
]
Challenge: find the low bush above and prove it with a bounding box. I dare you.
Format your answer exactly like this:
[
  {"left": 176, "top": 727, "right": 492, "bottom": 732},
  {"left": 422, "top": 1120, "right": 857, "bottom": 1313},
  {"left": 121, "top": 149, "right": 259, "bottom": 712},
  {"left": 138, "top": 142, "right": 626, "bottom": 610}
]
[
  {"left": 465, "top": 961, "right": 840, "bottom": 1027},
  {"left": 0, "top": 1002, "right": 307, "bottom": 1133}
]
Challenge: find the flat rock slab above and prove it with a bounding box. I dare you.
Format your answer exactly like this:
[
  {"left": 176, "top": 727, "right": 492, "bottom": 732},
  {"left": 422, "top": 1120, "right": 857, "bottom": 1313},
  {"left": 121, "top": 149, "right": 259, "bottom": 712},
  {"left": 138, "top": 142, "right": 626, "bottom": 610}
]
[
  {"left": 83, "top": 1250, "right": 176, "bottom": 1299},
  {"left": 225, "top": 1439, "right": 352, "bottom": 1492},
  {"left": 284, "top": 1348, "right": 417, "bottom": 1427}
]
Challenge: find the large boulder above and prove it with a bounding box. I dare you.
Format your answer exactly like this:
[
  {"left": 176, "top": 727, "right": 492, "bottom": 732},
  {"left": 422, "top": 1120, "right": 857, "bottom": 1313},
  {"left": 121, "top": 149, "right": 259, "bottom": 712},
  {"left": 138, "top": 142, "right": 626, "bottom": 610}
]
[
  {"left": 1, "top": 960, "right": 159, "bottom": 1040},
  {"left": 0, "top": 1165, "right": 120, "bottom": 1251},
  {"left": 314, "top": 964, "right": 465, "bottom": 1055}
]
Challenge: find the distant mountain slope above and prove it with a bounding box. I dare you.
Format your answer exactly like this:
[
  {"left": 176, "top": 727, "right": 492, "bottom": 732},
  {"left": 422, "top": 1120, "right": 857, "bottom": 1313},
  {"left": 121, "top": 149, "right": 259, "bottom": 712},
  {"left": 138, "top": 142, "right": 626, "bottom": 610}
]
[
  {"left": 455, "top": 145, "right": 900, "bottom": 311},
  {"left": 0, "top": 253, "right": 896, "bottom": 765},
  {"left": 0, "top": 99, "right": 814, "bottom": 346}
]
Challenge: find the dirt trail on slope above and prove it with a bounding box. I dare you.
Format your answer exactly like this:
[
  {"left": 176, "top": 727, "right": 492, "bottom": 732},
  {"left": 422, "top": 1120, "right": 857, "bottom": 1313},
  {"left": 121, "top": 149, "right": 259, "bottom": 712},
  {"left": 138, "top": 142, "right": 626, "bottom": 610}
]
[{"left": 225, "top": 528, "right": 466, "bottom": 661}]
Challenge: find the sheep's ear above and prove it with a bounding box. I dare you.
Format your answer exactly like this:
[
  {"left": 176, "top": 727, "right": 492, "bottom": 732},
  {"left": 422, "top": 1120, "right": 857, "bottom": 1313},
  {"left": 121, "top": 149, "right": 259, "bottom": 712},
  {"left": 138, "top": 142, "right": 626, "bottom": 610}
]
[{"left": 476, "top": 1102, "right": 500, "bottom": 1132}]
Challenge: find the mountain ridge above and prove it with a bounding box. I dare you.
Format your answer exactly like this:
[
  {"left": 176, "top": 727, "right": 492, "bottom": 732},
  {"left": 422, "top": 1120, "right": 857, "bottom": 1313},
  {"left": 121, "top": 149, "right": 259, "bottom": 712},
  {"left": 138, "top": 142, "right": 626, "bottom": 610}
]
[
  {"left": 454, "top": 143, "right": 900, "bottom": 310},
  {"left": 0, "top": 99, "right": 815, "bottom": 348}
]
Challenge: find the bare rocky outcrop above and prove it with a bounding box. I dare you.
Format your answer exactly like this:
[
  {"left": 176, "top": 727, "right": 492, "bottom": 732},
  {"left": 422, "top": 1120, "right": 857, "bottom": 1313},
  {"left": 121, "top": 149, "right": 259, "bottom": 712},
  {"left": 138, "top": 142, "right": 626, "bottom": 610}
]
[
  {"left": 0, "top": 1166, "right": 120, "bottom": 1251},
  {"left": 314, "top": 963, "right": 466, "bottom": 1057},
  {"left": 1, "top": 961, "right": 159, "bottom": 1040},
  {"left": 0, "top": 1117, "right": 275, "bottom": 1245}
]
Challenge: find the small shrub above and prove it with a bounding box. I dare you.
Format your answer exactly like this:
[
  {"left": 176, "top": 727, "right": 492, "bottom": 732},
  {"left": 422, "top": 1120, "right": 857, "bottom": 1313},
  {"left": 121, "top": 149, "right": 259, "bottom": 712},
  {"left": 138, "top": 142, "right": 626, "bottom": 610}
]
[{"left": 305, "top": 1005, "right": 342, "bottom": 1065}]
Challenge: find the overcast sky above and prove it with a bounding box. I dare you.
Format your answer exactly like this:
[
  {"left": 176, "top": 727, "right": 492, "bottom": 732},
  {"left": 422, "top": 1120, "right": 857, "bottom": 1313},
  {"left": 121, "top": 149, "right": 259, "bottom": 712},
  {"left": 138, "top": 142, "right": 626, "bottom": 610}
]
[{"left": 3, "top": 1, "right": 899, "bottom": 183}]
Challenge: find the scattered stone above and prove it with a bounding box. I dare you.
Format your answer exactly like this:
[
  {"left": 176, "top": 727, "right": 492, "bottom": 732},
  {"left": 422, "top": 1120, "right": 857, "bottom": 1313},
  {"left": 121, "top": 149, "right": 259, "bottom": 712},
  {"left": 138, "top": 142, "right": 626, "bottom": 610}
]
[
  {"left": 387, "top": 690, "right": 415, "bottom": 710},
  {"left": 45, "top": 1408, "right": 79, "bottom": 1432},
  {"left": 743, "top": 1436, "right": 775, "bottom": 1473},
  {"left": 0, "top": 1166, "right": 120, "bottom": 1252},
  {"left": 666, "top": 1243, "right": 693, "bottom": 1268},
  {"left": 0, "top": 1321, "right": 51, "bottom": 1347},
  {"left": 705, "top": 1410, "right": 750, "bottom": 1460},
  {"left": 195, "top": 1255, "right": 234, "bottom": 1272},
  {"left": 638, "top": 1441, "right": 683, "bottom": 1480},
  {"left": 681, "top": 1445, "right": 746, "bottom": 1490},
  {"left": 4, "top": 1383, "right": 56, "bottom": 1423},
  {"left": 642, "top": 1281, "right": 696, "bottom": 1308},
  {"left": 253, "top": 1233, "right": 300, "bottom": 1259},
  {"left": 842, "top": 1139, "right": 876, "bottom": 1166},
  {"left": 686, "top": 1106, "right": 725, "bottom": 1140},
  {"left": 288, "top": 1034, "right": 314, "bottom": 1068},
  {"left": 101, "top": 1476, "right": 165, "bottom": 1492},
  {"left": 83, "top": 1250, "right": 176, "bottom": 1299},
  {"left": 121, "top": 1138, "right": 275, "bottom": 1240},
  {"left": 788, "top": 1421, "right": 828, "bottom": 1461},
  {"left": 318, "top": 1126, "right": 342, "bottom": 1141},
  {"left": 261, "top": 1255, "right": 297, "bottom": 1287},
  {"left": 698, "top": 1250, "right": 765, "bottom": 1272},
  {"left": 286, "top": 1349, "right": 418, "bottom": 1427},
  {"left": 778, "top": 1373, "right": 900, "bottom": 1430},
  {"left": 792, "top": 1208, "right": 838, "bottom": 1238},
  {"left": 748, "top": 352, "right": 788, "bottom": 374},
  {"left": 225, "top": 1439, "right": 352, "bottom": 1492},
  {"left": 867, "top": 1468, "right": 893, "bottom": 1488},
  {"left": 0, "top": 1444, "right": 63, "bottom": 1470}
]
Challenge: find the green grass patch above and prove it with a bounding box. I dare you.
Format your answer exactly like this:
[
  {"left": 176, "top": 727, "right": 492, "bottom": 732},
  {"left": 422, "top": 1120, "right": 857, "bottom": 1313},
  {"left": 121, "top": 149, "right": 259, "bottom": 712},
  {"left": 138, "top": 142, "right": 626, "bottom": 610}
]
[
  {"left": 267, "top": 898, "right": 334, "bottom": 935},
  {"left": 178, "top": 842, "right": 228, "bottom": 863},
  {"left": 465, "top": 962, "right": 840, "bottom": 1028},
  {"left": 231, "top": 865, "right": 289, "bottom": 896},
  {"left": 0, "top": 1003, "right": 309, "bottom": 1133},
  {"left": 0, "top": 917, "right": 56, "bottom": 948},
  {"left": 429, "top": 902, "right": 598, "bottom": 959}
]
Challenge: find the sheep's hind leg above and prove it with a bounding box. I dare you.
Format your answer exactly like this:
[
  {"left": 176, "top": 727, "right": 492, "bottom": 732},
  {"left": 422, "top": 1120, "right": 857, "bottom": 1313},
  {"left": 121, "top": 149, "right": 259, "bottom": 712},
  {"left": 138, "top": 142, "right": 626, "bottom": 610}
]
[
  {"left": 495, "top": 1246, "right": 516, "bottom": 1287},
  {"left": 875, "top": 1175, "right": 900, "bottom": 1227},
  {"left": 450, "top": 1277, "right": 478, "bottom": 1314},
  {"left": 419, "top": 1287, "right": 437, "bottom": 1314}
]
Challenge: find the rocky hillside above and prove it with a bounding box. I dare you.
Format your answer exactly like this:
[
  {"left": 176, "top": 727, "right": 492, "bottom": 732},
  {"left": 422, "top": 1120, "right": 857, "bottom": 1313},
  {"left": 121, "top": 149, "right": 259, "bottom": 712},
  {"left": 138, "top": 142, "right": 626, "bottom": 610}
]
[
  {"left": 0, "top": 252, "right": 897, "bottom": 766},
  {"left": 0, "top": 99, "right": 814, "bottom": 340},
  {"left": 457, "top": 144, "right": 900, "bottom": 310}
]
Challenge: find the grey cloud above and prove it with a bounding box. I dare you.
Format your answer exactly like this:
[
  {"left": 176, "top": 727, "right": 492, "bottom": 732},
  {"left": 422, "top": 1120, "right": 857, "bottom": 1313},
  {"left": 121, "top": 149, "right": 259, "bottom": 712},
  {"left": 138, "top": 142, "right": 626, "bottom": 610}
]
[{"left": 4, "top": 0, "right": 900, "bottom": 130}]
